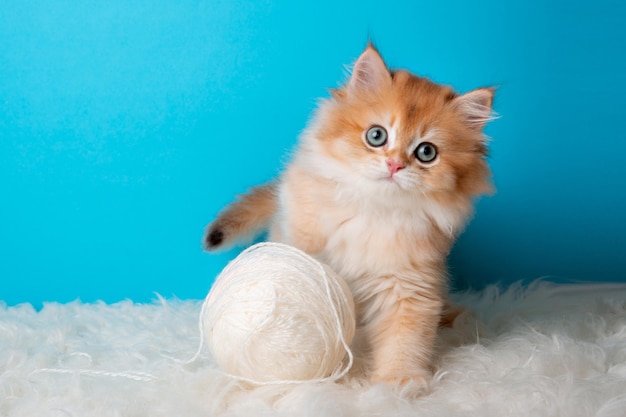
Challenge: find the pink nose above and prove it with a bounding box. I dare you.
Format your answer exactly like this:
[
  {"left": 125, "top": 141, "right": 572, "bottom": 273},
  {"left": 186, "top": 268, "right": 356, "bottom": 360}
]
[{"left": 386, "top": 159, "right": 405, "bottom": 175}]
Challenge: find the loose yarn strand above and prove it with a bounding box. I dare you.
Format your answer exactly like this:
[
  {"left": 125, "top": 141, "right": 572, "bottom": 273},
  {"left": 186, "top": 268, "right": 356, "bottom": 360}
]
[{"left": 31, "top": 368, "right": 159, "bottom": 382}]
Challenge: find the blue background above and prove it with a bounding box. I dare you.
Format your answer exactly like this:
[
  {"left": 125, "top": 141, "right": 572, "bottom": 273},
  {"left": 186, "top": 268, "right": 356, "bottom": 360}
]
[{"left": 1, "top": 0, "right": 625, "bottom": 307}]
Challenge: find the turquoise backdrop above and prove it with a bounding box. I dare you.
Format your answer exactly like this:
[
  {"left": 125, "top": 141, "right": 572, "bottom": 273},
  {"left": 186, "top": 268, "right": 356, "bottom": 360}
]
[{"left": 1, "top": 0, "right": 625, "bottom": 306}]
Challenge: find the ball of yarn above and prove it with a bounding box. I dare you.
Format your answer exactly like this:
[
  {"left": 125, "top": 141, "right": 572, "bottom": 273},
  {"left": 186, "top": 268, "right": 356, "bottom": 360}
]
[{"left": 201, "top": 242, "right": 355, "bottom": 384}]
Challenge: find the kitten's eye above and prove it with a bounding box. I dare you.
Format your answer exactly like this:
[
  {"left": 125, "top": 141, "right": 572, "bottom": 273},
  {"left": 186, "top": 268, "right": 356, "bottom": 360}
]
[
  {"left": 365, "top": 125, "right": 388, "bottom": 147},
  {"left": 414, "top": 142, "right": 438, "bottom": 163}
]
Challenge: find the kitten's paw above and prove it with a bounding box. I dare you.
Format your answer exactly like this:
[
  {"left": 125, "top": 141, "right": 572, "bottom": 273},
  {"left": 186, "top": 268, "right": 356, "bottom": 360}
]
[
  {"left": 370, "top": 371, "right": 431, "bottom": 397},
  {"left": 371, "top": 372, "right": 429, "bottom": 386}
]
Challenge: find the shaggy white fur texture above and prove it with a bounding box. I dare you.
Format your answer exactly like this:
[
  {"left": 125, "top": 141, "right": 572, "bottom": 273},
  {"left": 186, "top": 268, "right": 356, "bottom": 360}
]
[{"left": 2, "top": 282, "right": 626, "bottom": 417}]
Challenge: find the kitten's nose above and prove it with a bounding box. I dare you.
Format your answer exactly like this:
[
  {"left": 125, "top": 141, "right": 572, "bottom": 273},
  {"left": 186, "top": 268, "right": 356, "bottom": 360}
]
[{"left": 386, "top": 160, "right": 405, "bottom": 175}]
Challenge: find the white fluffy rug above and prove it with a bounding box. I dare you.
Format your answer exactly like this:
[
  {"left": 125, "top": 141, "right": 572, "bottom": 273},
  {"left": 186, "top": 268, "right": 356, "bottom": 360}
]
[{"left": 2, "top": 282, "right": 626, "bottom": 417}]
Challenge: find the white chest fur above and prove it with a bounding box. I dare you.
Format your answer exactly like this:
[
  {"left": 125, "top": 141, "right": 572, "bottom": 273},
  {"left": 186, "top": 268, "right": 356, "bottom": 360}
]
[{"left": 320, "top": 199, "right": 426, "bottom": 278}]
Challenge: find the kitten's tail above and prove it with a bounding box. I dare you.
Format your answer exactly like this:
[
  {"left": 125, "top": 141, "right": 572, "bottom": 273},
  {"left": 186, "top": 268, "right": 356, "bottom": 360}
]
[{"left": 203, "top": 182, "right": 278, "bottom": 251}]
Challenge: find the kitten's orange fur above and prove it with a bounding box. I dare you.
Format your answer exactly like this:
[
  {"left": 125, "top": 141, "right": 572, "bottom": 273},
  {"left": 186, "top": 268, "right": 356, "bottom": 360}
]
[{"left": 205, "top": 45, "right": 495, "bottom": 391}]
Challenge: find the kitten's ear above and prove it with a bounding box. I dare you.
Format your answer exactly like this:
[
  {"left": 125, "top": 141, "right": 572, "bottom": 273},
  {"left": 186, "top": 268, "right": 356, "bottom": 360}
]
[
  {"left": 452, "top": 88, "right": 496, "bottom": 131},
  {"left": 347, "top": 45, "right": 392, "bottom": 96}
]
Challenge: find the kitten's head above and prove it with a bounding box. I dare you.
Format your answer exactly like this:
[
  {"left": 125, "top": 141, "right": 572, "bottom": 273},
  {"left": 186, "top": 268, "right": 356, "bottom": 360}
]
[{"left": 304, "top": 45, "right": 496, "bottom": 202}]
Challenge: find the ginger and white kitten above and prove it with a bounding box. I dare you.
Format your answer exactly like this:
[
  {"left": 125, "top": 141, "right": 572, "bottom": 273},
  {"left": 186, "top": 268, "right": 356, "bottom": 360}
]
[{"left": 204, "top": 45, "right": 495, "bottom": 388}]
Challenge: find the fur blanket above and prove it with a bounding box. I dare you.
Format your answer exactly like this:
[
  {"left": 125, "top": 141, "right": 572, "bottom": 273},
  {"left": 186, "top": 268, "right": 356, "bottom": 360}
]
[{"left": 2, "top": 282, "right": 626, "bottom": 417}]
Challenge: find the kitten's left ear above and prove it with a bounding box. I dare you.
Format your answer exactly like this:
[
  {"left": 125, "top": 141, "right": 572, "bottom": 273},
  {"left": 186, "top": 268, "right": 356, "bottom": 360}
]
[{"left": 452, "top": 88, "right": 496, "bottom": 131}]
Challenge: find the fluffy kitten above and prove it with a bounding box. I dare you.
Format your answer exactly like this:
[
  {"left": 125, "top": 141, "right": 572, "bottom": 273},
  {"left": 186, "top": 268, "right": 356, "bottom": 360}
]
[{"left": 204, "top": 45, "right": 495, "bottom": 388}]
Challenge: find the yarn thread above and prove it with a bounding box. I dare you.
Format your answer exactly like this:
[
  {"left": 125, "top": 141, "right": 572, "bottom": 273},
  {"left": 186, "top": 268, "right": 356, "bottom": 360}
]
[
  {"left": 191, "top": 242, "right": 355, "bottom": 385},
  {"left": 31, "top": 368, "right": 159, "bottom": 382}
]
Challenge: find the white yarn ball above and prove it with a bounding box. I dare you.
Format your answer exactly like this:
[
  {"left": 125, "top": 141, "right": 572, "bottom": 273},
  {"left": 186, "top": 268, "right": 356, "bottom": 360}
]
[{"left": 201, "top": 242, "right": 355, "bottom": 384}]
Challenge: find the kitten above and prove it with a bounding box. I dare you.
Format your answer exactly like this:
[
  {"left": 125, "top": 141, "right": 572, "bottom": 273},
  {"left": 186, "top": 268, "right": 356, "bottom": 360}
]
[{"left": 204, "top": 44, "right": 495, "bottom": 389}]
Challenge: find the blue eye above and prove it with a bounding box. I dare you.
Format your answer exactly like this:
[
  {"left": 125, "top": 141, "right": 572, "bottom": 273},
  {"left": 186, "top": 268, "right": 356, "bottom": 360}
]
[
  {"left": 365, "top": 125, "right": 387, "bottom": 147},
  {"left": 414, "top": 142, "right": 438, "bottom": 163}
]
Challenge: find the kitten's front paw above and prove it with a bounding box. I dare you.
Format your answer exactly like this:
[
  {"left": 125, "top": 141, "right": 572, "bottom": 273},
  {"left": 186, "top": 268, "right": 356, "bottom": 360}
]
[
  {"left": 371, "top": 372, "right": 430, "bottom": 386},
  {"left": 370, "top": 370, "right": 431, "bottom": 397}
]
